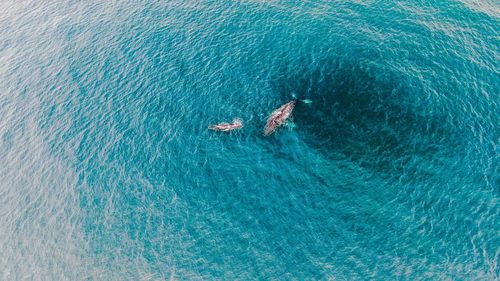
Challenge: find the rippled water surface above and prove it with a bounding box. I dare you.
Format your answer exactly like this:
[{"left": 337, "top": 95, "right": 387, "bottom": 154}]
[{"left": 0, "top": 0, "right": 498, "bottom": 280}]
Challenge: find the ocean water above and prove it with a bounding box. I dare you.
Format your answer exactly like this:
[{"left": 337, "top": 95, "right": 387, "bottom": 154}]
[{"left": 0, "top": 0, "right": 498, "bottom": 280}]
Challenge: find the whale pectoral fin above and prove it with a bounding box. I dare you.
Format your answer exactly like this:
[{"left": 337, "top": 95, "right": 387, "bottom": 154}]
[{"left": 285, "top": 121, "right": 296, "bottom": 129}]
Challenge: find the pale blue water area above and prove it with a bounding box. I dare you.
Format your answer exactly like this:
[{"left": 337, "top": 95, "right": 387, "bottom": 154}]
[{"left": 0, "top": 1, "right": 498, "bottom": 280}]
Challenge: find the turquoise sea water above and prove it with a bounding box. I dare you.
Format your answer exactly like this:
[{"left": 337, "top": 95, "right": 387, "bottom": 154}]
[{"left": 0, "top": 0, "right": 498, "bottom": 279}]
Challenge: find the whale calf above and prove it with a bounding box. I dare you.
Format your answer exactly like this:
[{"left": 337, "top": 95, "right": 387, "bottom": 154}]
[
  {"left": 264, "top": 100, "right": 296, "bottom": 136},
  {"left": 209, "top": 118, "right": 243, "bottom": 132}
]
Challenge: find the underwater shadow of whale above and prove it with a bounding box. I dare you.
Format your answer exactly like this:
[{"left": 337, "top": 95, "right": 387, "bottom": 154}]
[{"left": 271, "top": 57, "right": 462, "bottom": 179}]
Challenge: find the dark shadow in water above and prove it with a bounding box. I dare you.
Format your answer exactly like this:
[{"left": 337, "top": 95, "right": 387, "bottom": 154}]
[{"left": 271, "top": 57, "right": 462, "bottom": 179}]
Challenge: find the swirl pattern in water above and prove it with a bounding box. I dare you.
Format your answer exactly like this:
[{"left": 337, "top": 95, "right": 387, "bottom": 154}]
[{"left": 0, "top": 0, "right": 498, "bottom": 280}]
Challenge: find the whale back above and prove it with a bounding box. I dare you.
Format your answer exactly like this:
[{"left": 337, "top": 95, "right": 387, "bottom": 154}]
[{"left": 264, "top": 100, "right": 296, "bottom": 135}]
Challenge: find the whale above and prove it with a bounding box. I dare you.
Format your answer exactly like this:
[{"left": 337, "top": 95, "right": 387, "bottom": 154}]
[
  {"left": 264, "top": 100, "right": 296, "bottom": 136},
  {"left": 209, "top": 118, "right": 243, "bottom": 132}
]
